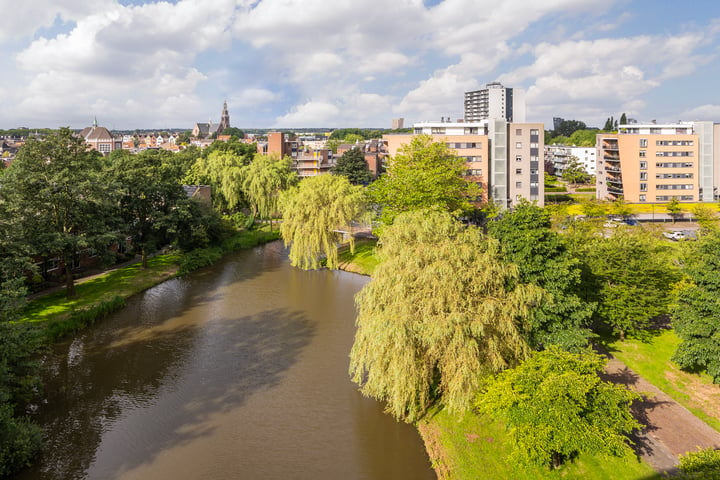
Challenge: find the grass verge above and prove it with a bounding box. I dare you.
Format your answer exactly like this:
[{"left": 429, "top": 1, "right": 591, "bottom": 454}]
[
  {"left": 336, "top": 238, "right": 379, "bottom": 275},
  {"left": 608, "top": 330, "right": 720, "bottom": 432},
  {"left": 419, "top": 408, "right": 659, "bottom": 480},
  {"left": 20, "top": 226, "right": 280, "bottom": 339}
]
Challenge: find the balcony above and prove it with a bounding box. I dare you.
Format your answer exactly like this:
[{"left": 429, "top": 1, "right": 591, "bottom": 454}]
[
  {"left": 604, "top": 153, "right": 620, "bottom": 162},
  {"left": 605, "top": 166, "right": 622, "bottom": 173},
  {"left": 607, "top": 185, "right": 624, "bottom": 195}
]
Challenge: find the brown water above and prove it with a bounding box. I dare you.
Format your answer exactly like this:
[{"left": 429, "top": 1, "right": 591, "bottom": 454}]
[{"left": 18, "top": 241, "right": 434, "bottom": 480}]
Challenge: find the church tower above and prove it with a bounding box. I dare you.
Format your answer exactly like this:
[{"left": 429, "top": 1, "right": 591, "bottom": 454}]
[{"left": 219, "top": 100, "right": 230, "bottom": 134}]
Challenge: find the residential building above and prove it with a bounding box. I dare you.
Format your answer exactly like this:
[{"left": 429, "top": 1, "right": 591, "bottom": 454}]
[
  {"left": 391, "top": 118, "right": 404, "bottom": 129},
  {"left": 336, "top": 139, "right": 387, "bottom": 179},
  {"left": 78, "top": 119, "right": 122, "bottom": 155},
  {"left": 545, "top": 144, "right": 597, "bottom": 176},
  {"left": 464, "top": 82, "right": 526, "bottom": 123},
  {"left": 258, "top": 132, "right": 335, "bottom": 177},
  {"left": 596, "top": 121, "right": 720, "bottom": 203},
  {"left": 384, "top": 119, "right": 543, "bottom": 207}
]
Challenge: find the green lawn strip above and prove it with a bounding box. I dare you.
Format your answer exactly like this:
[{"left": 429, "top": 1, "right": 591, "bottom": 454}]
[
  {"left": 419, "top": 408, "right": 657, "bottom": 480},
  {"left": 336, "top": 238, "right": 379, "bottom": 275},
  {"left": 609, "top": 330, "right": 720, "bottom": 432}
]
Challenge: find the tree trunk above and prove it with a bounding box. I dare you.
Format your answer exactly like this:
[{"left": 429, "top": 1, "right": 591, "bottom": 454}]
[
  {"left": 64, "top": 252, "right": 76, "bottom": 298},
  {"left": 141, "top": 247, "right": 148, "bottom": 269},
  {"left": 551, "top": 452, "right": 563, "bottom": 469}
]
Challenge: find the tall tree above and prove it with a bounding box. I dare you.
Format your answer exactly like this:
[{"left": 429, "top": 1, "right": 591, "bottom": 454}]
[
  {"left": 488, "top": 202, "right": 594, "bottom": 350},
  {"left": 619, "top": 112, "right": 628, "bottom": 125},
  {"left": 279, "top": 174, "right": 367, "bottom": 270},
  {"left": 183, "top": 150, "right": 249, "bottom": 211},
  {"left": 106, "top": 149, "right": 187, "bottom": 268},
  {"left": 476, "top": 347, "right": 641, "bottom": 469},
  {"left": 666, "top": 197, "right": 683, "bottom": 223},
  {"left": 350, "top": 210, "right": 542, "bottom": 421},
  {"left": 672, "top": 229, "right": 720, "bottom": 382},
  {"left": 369, "top": 135, "right": 480, "bottom": 224},
  {"left": 331, "top": 147, "right": 373, "bottom": 185},
  {"left": 0, "top": 128, "right": 112, "bottom": 298},
  {"left": 555, "top": 119, "right": 587, "bottom": 137},
  {"left": 238, "top": 153, "right": 298, "bottom": 228}
]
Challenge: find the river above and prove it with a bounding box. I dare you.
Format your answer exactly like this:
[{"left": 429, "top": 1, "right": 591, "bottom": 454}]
[{"left": 18, "top": 241, "right": 434, "bottom": 479}]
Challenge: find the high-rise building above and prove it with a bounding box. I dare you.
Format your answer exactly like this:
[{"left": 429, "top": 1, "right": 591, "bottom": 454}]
[
  {"left": 384, "top": 119, "right": 543, "bottom": 208},
  {"left": 596, "top": 122, "right": 720, "bottom": 203},
  {"left": 391, "top": 118, "right": 404, "bottom": 129},
  {"left": 464, "top": 82, "right": 526, "bottom": 123}
]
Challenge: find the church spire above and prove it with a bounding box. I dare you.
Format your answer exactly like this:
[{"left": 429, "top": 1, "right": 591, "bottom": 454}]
[{"left": 219, "top": 100, "right": 230, "bottom": 133}]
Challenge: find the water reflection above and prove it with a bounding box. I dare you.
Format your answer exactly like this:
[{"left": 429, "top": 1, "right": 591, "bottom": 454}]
[{"left": 19, "top": 242, "right": 434, "bottom": 480}]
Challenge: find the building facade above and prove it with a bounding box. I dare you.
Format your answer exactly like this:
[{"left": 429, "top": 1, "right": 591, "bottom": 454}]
[
  {"left": 596, "top": 122, "right": 720, "bottom": 203},
  {"left": 79, "top": 119, "right": 122, "bottom": 155},
  {"left": 464, "top": 82, "right": 526, "bottom": 123},
  {"left": 384, "top": 119, "right": 543, "bottom": 207},
  {"left": 545, "top": 144, "right": 597, "bottom": 176}
]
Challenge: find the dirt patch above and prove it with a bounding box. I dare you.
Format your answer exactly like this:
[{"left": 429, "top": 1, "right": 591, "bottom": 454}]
[
  {"left": 417, "top": 421, "right": 451, "bottom": 480},
  {"left": 665, "top": 369, "right": 720, "bottom": 421}
]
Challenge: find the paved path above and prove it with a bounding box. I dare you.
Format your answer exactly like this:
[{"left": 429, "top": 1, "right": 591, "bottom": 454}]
[{"left": 601, "top": 354, "right": 720, "bottom": 474}]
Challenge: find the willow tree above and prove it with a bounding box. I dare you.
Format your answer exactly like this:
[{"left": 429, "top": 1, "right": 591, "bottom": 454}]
[
  {"left": 349, "top": 210, "right": 542, "bottom": 422},
  {"left": 279, "top": 174, "right": 366, "bottom": 270},
  {"left": 238, "top": 153, "right": 298, "bottom": 228},
  {"left": 183, "top": 150, "right": 249, "bottom": 211}
]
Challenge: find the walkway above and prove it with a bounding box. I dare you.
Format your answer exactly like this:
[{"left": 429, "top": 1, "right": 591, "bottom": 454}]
[{"left": 601, "top": 355, "right": 720, "bottom": 475}]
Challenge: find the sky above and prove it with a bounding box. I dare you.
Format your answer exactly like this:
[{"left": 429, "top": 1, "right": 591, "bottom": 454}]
[{"left": 1, "top": 0, "right": 719, "bottom": 130}]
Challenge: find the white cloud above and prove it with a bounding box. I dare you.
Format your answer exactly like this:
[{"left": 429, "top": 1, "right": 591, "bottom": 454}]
[
  {"left": 680, "top": 104, "right": 720, "bottom": 121},
  {"left": 276, "top": 101, "right": 341, "bottom": 127}
]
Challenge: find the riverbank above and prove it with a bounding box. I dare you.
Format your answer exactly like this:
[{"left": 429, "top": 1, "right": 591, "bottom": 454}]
[{"left": 20, "top": 226, "right": 280, "bottom": 340}]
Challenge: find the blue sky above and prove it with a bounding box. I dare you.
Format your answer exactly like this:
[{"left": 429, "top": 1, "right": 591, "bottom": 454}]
[{"left": 0, "top": 0, "right": 719, "bottom": 130}]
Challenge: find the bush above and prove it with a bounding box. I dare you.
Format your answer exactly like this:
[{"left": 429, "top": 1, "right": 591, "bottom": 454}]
[
  {"left": 576, "top": 187, "right": 596, "bottom": 192},
  {"left": 544, "top": 186, "right": 568, "bottom": 193},
  {"left": 678, "top": 448, "right": 720, "bottom": 479},
  {"left": 544, "top": 194, "right": 575, "bottom": 204},
  {"left": 177, "top": 247, "right": 223, "bottom": 276},
  {"left": 46, "top": 296, "right": 126, "bottom": 340}
]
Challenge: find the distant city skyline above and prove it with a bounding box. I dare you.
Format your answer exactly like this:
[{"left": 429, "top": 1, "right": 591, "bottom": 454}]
[{"left": 1, "top": 0, "right": 719, "bottom": 130}]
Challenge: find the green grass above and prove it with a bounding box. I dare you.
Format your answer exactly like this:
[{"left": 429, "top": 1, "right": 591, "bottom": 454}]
[
  {"left": 421, "top": 408, "right": 658, "bottom": 480},
  {"left": 337, "top": 239, "right": 380, "bottom": 275},
  {"left": 608, "top": 330, "right": 720, "bottom": 432}
]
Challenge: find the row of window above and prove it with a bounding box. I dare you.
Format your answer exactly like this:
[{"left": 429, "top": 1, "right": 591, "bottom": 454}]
[
  {"left": 656, "top": 151, "right": 693, "bottom": 157},
  {"left": 656, "top": 140, "right": 694, "bottom": 146},
  {"left": 514, "top": 182, "right": 540, "bottom": 188},
  {"left": 515, "top": 155, "right": 540, "bottom": 162},
  {"left": 448, "top": 142, "right": 481, "bottom": 149},
  {"left": 656, "top": 173, "right": 693, "bottom": 179},
  {"left": 655, "top": 195, "right": 694, "bottom": 201},
  {"left": 656, "top": 162, "right": 694, "bottom": 168},
  {"left": 461, "top": 156, "right": 482, "bottom": 162},
  {"left": 514, "top": 168, "right": 539, "bottom": 175},
  {"left": 466, "top": 169, "right": 483, "bottom": 176},
  {"left": 656, "top": 184, "right": 694, "bottom": 190}
]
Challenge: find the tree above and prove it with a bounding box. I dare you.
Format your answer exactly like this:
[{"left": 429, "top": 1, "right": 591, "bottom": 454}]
[
  {"left": 561, "top": 156, "right": 591, "bottom": 185},
  {"left": 0, "top": 128, "right": 112, "bottom": 298},
  {"left": 476, "top": 346, "right": 641, "bottom": 469},
  {"left": 487, "top": 201, "right": 594, "bottom": 350},
  {"left": 106, "top": 149, "right": 188, "bottom": 268},
  {"left": 666, "top": 197, "right": 683, "bottom": 223},
  {"left": 238, "top": 153, "right": 298, "bottom": 228},
  {"left": 222, "top": 127, "right": 245, "bottom": 139},
  {"left": 183, "top": 150, "right": 249, "bottom": 211},
  {"left": 331, "top": 147, "right": 373, "bottom": 185},
  {"left": 369, "top": 135, "right": 480, "bottom": 224},
  {"left": 603, "top": 116, "right": 615, "bottom": 131},
  {"left": 350, "top": 210, "right": 542, "bottom": 422},
  {"left": 610, "top": 197, "right": 633, "bottom": 219},
  {"left": 555, "top": 119, "right": 586, "bottom": 137},
  {"left": 619, "top": 112, "right": 627, "bottom": 125},
  {"left": 678, "top": 448, "right": 720, "bottom": 479},
  {"left": 567, "top": 129, "right": 598, "bottom": 147},
  {"left": 578, "top": 228, "right": 680, "bottom": 339},
  {"left": 671, "top": 229, "right": 720, "bottom": 382},
  {"left": 279, "top": 174, "right": 367, "bottom": 270}
]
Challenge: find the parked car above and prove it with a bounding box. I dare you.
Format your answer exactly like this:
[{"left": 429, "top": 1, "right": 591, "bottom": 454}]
[
  {"left": 663, "top": 231, "right": 686, "bottom": 240},
  {"left": 623, "top": 219, "right": 639, "bottom": 226}
]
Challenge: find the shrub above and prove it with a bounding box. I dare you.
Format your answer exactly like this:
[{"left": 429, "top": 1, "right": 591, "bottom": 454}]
[
  {"left": 575, "top": 187, "right": 597, "bottom": 192},
  {"left": 678, "top": 448, "right": 720, "bottom": 479}
]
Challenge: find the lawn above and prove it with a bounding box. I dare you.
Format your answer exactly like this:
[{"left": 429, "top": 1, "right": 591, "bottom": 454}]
[
  {"left": 420, "top": 408, "right": 658, "bottom": 480},
  {"left": 336, "top": 238, "right": 379, "bottom": 275},
  {"left": 608, "top": 330, "right": 720, "bottom": 432}
]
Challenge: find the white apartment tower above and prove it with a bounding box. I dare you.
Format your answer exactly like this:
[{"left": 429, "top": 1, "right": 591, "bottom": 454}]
[{"left": 464, "top": 82, "right": 526, "bottom": 123}]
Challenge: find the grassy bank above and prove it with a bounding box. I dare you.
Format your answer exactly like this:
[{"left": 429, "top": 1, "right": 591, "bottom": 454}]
[
  {"left": 608, "top": 330, "right": 720, "bottom": 432},
  {"left": 20, "top": 226, "right": 280, "bottom": 339},
  {"left": 336, "top": 238, "right": 379, "bottom": 275},
  {"left": 419, "top": 408, "right": 658, "bottom": 480}
]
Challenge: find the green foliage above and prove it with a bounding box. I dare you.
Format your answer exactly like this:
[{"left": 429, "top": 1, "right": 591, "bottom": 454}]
[
  {"left": 476, "top": 346, "right": 641, "bottom": 469},
  {"left": 222, "top": 127, "right": 245, "bottom": 139},
  {"left": 579, "top": 197, "right": 608, "bottom": 217},
  {"left": 0, "top": 322, "right": 45, "bottom": 476},
  {"left": 331, "top": 147, "right": 373, "bottom": 185},
  {"left": 279, "top": 174, "right": 367, "bottom": 270},
  {"left": 554, "top": 120, "right": 587, "bottom": 138},
  {"left": 238, "top": 153, "right": 298, "bottom": 223},
  {"left": 0, "top": 127, "right": 113, "bottom": 298},
  {"left": 575, "top": 187, "right": 596, "bottom": 192},
  {"left": 488, "top": 201, "right": 594, "bottom": 350},
  {"left": 666, "top": 197, "right": 683, "bottom": 222},
  {"left": 369, "top": 135, "right": 480, "bottom": 224},
  {"left": 610, "top": 197, "right": 633, "bottom": 218},
  {"left": 544, "top": 185, "right": 567, "bottom": 193},
  {"left": 328, "top": 128, "right": 383, "bottom": 141},
  {"left": 350, "top": 210, "right": 542, "bottom": 422},
  {"left": 178, "top": 246, "right": 223, "bottom": 276},
  {"left": 678, "top": 448, "right": 720, "bottom": 479},
  {"left": 672, "top": 229, "right": 720, "bottom": 382},
  {"left": 572, "top": 227, "right": 680, "bottom": 339},
  {"left": 45, "top": 296, "right": 127, "bottom": 340},
  {"left": 561, "top": 156, "right": 591, "bottom": 184},
  {"left": 172, "top": 199, "right": 230, "bottom": 251},
  {"left": 691, "top": 204, "right": 718, "bottom": 228}
]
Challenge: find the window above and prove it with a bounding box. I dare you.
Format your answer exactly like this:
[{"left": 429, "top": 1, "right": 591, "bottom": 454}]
[
  {"left": 464, "top": 127, "right": 478, "bottom": 134},
  {"left": 640, "top": 183, "right": 647, "bottom": 192},
  {"left": 640, "top": 161, "right": 647, "bottom": 170},
  {"left": 639, "top": 194, "right": 646, "bottom": 202},
  {"left": 530, "top": 143, "right": 539, "bottom": 148},
  {"left": 516, "top": 142, "right": 522, "bottom": 149},
  {"left": 639, "top": 150, "right": 646, "bottom": 158},
  {"left": 431, "top": 127, "right": 446, "bottom": 134},
  {"left": 515, "top": 181, "right": 522, "bottom": 188},
  {"left": 414, "top": 128, "right": 422, "bottom": 134},
  {"left": 640, "top": 138, "right": 648, "bottom": 147},
  {"left": 515, "top": 168, "right": 522, "bottom": 174},
  {"left": 516, "top": 129, "right": 522, "bottom": 136},
  {"left": 640, "top": 172, "right": 647, "bottom": 180},
  {"left": 530, "top": 129, "right": 539, "bottom": 135},
  {"left": 516, "top": 155, "right": 522, "bottom": 162}
]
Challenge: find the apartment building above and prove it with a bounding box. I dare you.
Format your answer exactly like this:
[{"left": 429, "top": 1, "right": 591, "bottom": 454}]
[
  {"left": 383, "top": 119, "right": 543, "bottom": 207},
  {"left": 258, "top": 132, "right": 334, "bottom": 177},
  {"left": 545, "top": 144, "right": 597, "bottom": 176},
  {"left": 464, "top": 82, "right": 526, "bottom": 123},
  {"left": 596, "top": 122, "right": 720, "bottom": 203}
]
